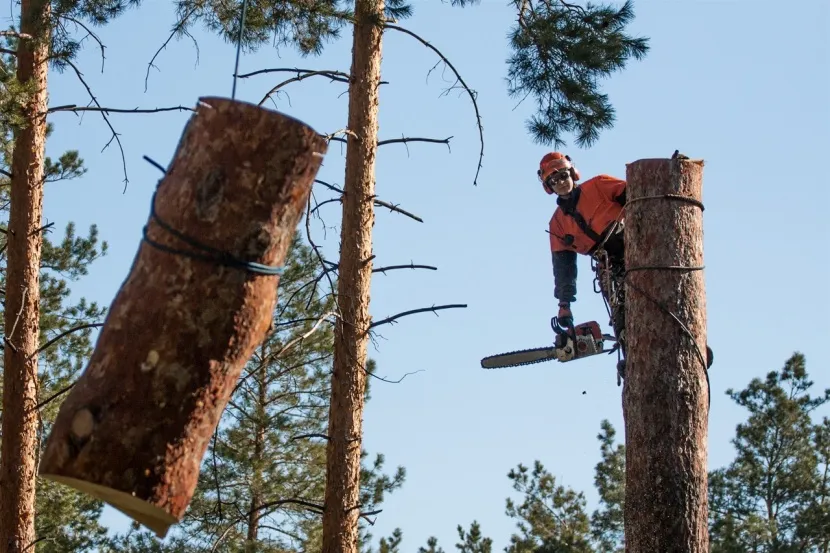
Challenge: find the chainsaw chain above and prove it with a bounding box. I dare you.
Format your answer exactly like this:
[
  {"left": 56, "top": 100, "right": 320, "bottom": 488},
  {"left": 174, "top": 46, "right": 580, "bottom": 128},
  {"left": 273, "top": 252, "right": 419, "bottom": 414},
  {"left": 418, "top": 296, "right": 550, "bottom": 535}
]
[{"left": 480, "top": 347, "right": 557, "bottom": 369}]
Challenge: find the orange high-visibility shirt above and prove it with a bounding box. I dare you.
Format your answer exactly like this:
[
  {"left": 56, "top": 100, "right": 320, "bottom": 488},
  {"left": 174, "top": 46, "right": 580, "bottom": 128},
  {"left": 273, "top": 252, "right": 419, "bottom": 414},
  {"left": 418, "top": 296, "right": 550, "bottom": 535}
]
[{"left": 549, "top": 174, "right": 626, "bottom": 255}]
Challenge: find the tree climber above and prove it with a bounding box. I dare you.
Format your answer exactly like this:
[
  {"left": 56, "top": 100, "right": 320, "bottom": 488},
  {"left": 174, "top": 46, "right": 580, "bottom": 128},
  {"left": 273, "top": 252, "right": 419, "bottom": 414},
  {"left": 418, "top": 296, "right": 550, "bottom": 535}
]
[{"left": 540, "top": 152, "right": 627, "bottom": 346}]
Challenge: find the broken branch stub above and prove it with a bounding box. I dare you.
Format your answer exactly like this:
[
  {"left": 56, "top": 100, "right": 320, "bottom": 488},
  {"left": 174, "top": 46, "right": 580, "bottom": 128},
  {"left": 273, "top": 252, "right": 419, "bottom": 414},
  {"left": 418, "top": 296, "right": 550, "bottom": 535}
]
[{"left": 38, "top": 96, "right": 327, "bottom": 538}]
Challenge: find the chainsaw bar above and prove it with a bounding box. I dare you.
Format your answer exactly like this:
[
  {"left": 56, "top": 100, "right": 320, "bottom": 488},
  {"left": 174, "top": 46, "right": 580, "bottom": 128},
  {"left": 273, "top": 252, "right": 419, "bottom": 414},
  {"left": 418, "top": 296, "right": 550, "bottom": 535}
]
[{"left": 480, "top": 346, "right": 559, "bottom": 369}]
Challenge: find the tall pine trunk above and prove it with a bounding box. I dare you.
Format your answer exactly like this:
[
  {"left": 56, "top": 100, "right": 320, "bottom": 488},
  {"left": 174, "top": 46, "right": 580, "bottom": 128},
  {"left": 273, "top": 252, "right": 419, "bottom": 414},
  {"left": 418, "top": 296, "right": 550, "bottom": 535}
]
[
  {"left": 322, "top": 0, "right": 384, "bottom": 550},
  {"left": 622, "top": 156, "right": 709, "bottom": 552},
  {"left": 0, "top": 0, "right": 50, "bottom": 551}
]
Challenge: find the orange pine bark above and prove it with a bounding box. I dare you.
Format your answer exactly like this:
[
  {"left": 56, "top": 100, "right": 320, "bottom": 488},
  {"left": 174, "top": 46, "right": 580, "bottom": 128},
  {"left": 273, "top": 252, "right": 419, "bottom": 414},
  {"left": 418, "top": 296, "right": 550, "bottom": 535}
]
[
  {"left": 622, "top": 156, "right": 709, "bottom": 552},
  {"left": 321, "top": 0, "right": 384, "bottom": 550},
  {"left": 0, "top": 0, "right": 51, "bottom": 550}
]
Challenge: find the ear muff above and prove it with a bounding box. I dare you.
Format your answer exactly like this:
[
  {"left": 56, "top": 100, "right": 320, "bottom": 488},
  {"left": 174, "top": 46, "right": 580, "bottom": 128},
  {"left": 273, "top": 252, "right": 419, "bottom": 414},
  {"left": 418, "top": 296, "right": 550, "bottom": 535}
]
[{"left": 564, "top": 155, "right": 581, "bottom": 181}]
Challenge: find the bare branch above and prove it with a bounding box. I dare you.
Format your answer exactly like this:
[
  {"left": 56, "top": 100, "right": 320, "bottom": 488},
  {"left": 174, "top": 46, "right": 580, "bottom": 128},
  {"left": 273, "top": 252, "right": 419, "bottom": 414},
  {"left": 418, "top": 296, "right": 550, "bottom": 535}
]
[
  {"left": 59, "top": 14, "right": 106, "bottom": 72},
  {"left": 0, "top": 31, "right": 31, "bottom": 39},
  {"left": 46, "top": 104, "right": 194, "bottom": 115},
  {"left": 373, "top": 263, "right": 437, "bottom": 274},
  {"left": 62, "top": 58, "right": 130, "bottom": 191},
  {"left": 378, "top": 136, "right": 452, "bottom": 150},
  {"left": 291, "top": 433, "right": 330, "bottom": 441},
  {"left": 32, "top": 322, "right": 102, "bottom": 359},
  {"left": 236, "top": 67, "right": 389, "bottom": 107},
  {"left": 0, "top": 48, "right": 16, "bottom": 56},
  {"left": 0, "top": 169, "right": 10, "bottom": 178},
  {"left": 210, "top": 499, "right": 325, "bottom": 552},
  {"left": 146, "top": 5, "right": 201, "bottom": 92},
  {"left": 324, "top": 261, "right": 437, "bottom": 275},
  {"left": 384, "top": 23, "right": 485, "bottom": 186},
  {"left": 326, "top": 135, "right": 451, "bottom": 150},
  {"left": 368, "top": 303, "right": 467, "bottom": 330},
  {"left": 315, "top": 179, "right": 423, "bottom": 223}
]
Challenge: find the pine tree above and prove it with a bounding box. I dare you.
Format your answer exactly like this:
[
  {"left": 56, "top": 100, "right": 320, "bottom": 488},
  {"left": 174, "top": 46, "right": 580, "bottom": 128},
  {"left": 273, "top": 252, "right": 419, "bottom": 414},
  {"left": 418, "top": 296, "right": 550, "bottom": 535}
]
[
  {"left": 0, "top": 118, "right": 111, "bottom": 551},
  {"left": 503, "top": 460, "right": 593, "bottom": 553},
  {"left": 0, "top": 1, "right": 138, "bottom": 549},
  {"left": 708, "top": 352, "right": 830, "bottom": 552},
  {"left": 590, "top": 420, "right": 625, "bottom": 553}
]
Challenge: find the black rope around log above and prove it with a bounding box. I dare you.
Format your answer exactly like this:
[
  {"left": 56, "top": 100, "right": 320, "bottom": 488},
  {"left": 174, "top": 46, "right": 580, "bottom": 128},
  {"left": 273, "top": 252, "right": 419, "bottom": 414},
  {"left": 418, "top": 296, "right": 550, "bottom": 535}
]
[{"left": 140, "top": 155, "right": 285, "bottom": 276}]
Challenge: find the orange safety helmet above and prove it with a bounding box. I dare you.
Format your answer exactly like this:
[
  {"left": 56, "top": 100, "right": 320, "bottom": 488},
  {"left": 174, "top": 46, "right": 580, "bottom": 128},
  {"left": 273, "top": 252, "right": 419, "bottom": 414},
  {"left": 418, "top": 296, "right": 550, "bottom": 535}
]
[{"left": 538, "top": 152, "right": 581, "bottom": 194}]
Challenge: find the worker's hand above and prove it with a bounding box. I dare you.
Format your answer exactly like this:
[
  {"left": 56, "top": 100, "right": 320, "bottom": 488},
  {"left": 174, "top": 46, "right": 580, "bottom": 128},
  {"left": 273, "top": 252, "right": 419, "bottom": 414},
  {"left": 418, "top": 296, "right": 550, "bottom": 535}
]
[{"left": 558, "top": 302, "right": 574, "bottom": 328}]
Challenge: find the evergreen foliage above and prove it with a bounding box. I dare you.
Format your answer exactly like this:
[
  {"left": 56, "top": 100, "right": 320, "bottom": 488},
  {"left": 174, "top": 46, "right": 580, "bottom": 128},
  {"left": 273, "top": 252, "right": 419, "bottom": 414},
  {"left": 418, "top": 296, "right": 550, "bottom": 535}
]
[{"left": 505, "top": 0, "right": 649, "bottom": 147}]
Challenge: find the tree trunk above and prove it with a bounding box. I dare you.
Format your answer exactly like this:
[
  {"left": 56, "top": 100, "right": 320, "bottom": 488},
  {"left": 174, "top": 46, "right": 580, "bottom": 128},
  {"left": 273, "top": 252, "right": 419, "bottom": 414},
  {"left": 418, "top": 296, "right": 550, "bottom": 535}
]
[
  {"left": 245, "top": 370, "right": 266, "bottom": 551},
  {"left": 321, "top": 0, "right": 384, "bottom": 550},
  {"left": 38, "top": 97, "right": 327, "bottom": 539},
  {"left": 0, "top": 0, "right": 51, "bottom": 551},
  {"left": 622, "top": 156, "right": 709, "bottom": 552}
]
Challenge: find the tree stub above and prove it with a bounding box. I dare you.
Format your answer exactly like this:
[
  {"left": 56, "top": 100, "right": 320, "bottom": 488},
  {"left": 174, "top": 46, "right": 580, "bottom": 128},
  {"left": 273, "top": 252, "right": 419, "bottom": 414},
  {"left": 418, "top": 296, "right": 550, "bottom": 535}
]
[
  {"left": 38, "top": 96, "right": 327, "bottom": 538},
  {"left": 622, "top": 156, "right": 709, "bottom": 552}
]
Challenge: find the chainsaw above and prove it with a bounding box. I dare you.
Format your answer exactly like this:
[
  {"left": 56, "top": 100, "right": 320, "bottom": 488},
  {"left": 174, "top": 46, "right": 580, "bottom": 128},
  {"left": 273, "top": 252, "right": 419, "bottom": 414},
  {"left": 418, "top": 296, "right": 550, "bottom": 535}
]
[{"left": 480, "top": 316, "right": 617, "bottom": 369}]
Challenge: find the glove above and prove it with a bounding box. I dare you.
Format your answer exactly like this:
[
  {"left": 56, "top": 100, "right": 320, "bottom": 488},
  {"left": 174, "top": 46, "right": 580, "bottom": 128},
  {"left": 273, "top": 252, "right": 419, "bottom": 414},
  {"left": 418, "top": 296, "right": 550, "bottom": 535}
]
[{"left": 558, "top": 302, "right": 574, "bottom": 328}]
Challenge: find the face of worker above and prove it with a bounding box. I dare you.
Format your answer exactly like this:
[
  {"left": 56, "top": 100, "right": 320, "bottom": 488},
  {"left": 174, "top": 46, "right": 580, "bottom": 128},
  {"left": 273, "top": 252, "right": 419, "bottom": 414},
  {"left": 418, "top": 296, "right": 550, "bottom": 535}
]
[{"left": 547, "top": 170, "right": 574, "bottom": 196}]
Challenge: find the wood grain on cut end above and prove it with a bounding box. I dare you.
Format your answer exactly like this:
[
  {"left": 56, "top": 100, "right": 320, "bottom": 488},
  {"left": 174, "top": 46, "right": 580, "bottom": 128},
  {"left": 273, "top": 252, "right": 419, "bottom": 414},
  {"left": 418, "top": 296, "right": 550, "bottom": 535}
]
[
  {"left": 38, "top": 96, "right": 328, "bottom": 537},
  {"left": 622, "top": 156, "right": 708, "bottom": 553}
]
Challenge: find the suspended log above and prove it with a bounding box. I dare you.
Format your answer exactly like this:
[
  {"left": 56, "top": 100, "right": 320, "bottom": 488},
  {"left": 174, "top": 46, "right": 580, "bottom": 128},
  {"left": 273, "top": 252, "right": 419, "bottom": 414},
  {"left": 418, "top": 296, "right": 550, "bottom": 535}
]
[
  {"left": 622, "top": 155, "right": 709, "bottom": 552},
  {"left": 38, "top": 96, "right": 327, "bottom": 538}
]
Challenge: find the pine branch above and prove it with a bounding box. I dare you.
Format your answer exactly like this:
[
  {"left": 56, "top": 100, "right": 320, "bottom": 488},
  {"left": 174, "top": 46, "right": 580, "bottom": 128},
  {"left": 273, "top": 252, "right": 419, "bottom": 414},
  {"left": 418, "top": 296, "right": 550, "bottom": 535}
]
[
  {"left": 368, "top": 303, "right": 468, "bottom": 330},
  {"left": 61, "top": 58, "right": 130, "bottom": 191},
  {"left": 145, "top": 5, "right": 201, "bottom": 92},
  {"left": 384, "top": 23, "right": 485, "bottom": 186},
  {"left": 315, "top": 179, "right": 423, "bottom": 223},
  {"left": 210, "top": 499, "right": 326, "bottom": 552},
  {"left": 46, "top": 104, "right": 194, "bottom": 115}
]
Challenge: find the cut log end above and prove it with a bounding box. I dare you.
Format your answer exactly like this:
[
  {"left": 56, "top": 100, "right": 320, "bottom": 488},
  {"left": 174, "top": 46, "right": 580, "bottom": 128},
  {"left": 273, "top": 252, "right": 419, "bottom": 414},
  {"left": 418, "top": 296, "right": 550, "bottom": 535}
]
[{"left": 39, "top": 474, "right": 177, "bottom": 538}]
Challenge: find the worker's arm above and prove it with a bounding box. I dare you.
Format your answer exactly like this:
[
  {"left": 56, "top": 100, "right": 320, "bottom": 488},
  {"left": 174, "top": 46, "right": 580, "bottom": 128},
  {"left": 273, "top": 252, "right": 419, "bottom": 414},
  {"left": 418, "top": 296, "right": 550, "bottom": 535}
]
[
  {"left": 552, "top": 249, "right": 577, "bottom": 303},
  {"left": 549, "top": 218, "right": 577, "bottom": 303}
]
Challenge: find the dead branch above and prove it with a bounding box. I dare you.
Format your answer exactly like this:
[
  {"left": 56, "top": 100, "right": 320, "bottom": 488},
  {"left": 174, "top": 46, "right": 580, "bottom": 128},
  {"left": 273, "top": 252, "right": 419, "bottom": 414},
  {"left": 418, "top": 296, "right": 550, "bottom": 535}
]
[
  {"left": 368, "top": 303, "right": 467, "bottom": 330},
  {"left": 32, "top": 322, "right": 103, "bottom": 359},
  {"left": 0, "top": 31, "right": 31, "bottom": 39},
  {"left": 46, "top": 104, "right": 194, "bottom": 115},
  {"left": 384, "top": 23, "right": 484, "bottom": 186},
  {"left": 61, "top": 58, "right": 129, "bottom": 191},
  {"left": 373, "top": 263, "right": 437, "bottom": 274},
  {"left": 304, "top": 193, "right": 338, "bottom": 300},
  {"left": 291, "top": 433, "right": 330, "bottom": 441},
  {"left": 315, "top": 179, "right": 423, "bottom": 223},
  {"left": 145, "top": 5, "right": 201, "bottom": 92},
  {"left": 232, "top": 310, "right": 337, "bottom": 394},
  {"left": 0, "top": 48, "right": 16, "bottom": 56},
  {"left": 58, "top": 14, "right": 106, "bottom": 72},
  {"left": 327, "top": 135, "right": 451, "bottom": 150}
]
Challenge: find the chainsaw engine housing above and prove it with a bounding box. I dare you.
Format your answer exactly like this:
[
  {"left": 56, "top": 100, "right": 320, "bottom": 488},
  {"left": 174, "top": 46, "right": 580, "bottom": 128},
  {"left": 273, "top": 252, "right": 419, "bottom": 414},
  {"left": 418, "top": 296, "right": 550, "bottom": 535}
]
[{"left": 554, "top": 321, "right": 604, "bottom": 362}]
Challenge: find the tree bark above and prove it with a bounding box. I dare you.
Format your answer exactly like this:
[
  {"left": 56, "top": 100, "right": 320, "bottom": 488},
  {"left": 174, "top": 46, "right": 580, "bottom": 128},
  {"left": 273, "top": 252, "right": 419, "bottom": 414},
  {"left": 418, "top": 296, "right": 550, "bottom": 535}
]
[
  {"left": 0, "top": 0, "right": 51, "bottom": 551},
  {"left": 622, "top": 156, "right": 709, "bottom": 552},
  {"left": 38, "top": 97, "right": 327, "bottom": 539},
  {"left": 321, "top": 0, "right": 384, "bottom": 550}
]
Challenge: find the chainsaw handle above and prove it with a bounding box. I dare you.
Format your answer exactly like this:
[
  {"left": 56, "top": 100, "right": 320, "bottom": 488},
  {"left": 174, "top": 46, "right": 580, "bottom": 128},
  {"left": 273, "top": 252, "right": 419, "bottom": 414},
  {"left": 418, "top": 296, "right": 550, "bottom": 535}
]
[{"left": 551, "top": 316, "right": 574, "bottom": 337}]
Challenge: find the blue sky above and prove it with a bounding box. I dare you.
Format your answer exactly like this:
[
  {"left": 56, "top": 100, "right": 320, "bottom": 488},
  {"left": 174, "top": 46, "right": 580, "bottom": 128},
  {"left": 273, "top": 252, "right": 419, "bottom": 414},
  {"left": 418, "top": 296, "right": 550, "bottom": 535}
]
[{"left": 12, "top": 0, "right": 830, "bottom": 549}]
